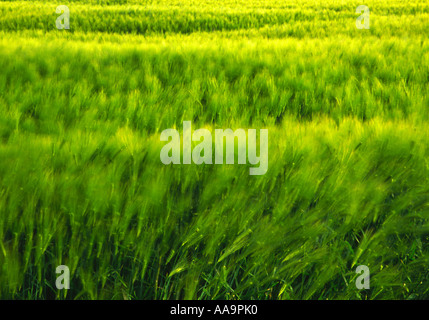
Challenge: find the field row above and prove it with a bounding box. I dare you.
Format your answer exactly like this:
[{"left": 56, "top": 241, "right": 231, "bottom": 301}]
[
  {"left": 0, "top": 114, "right": 428, "bottom": 299},
  {"left": 5, "top": 0, "right": 429, "bottom": 10},
  {"left": 0, "top": 35, "right": 428, "bottom": 140},
  {"left": 1, "top": 1, "right": 429, "bottom": 36}
]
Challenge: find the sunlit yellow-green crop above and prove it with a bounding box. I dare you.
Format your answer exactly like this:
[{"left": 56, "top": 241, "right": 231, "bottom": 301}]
[{"left": 0, "top": 0, "right": 428, "bottom": 300}]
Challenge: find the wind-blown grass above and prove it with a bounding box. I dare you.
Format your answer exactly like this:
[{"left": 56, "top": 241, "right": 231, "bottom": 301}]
[{"left": 0, "top": 0, "right": 428, "bottom": 300}]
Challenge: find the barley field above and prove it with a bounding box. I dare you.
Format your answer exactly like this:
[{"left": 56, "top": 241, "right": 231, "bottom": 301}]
[{"left": 0, "top": 0, "right": 428, "bottom": 300}]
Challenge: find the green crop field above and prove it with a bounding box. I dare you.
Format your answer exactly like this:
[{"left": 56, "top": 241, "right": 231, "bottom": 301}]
[{"left": 0, "top": 0, "right": 428, "bottom": 300}]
